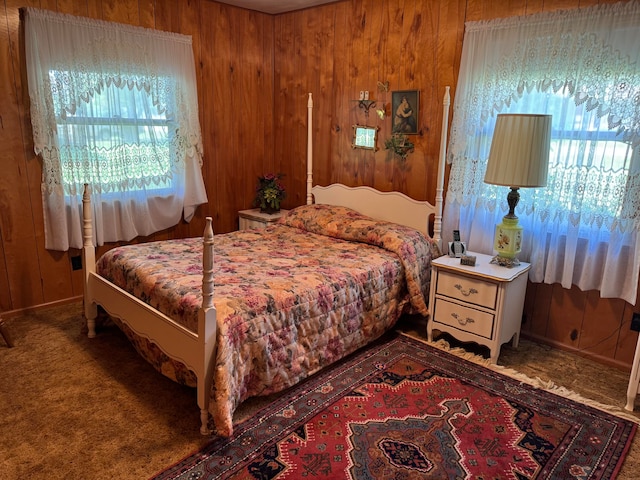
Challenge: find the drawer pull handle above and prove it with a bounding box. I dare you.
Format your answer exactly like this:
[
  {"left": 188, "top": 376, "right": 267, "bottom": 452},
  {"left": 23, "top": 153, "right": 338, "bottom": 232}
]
[
  {"left": 454, "top": 284, "right": 478, "bottom": 297},
  {"left": 451, "top": 312, "right": 475, "bottom": 326}
]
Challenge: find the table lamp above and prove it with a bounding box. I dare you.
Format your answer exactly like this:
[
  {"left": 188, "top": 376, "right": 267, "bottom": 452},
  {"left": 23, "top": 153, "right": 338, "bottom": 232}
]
[{"left": 484, "top": 114, "right": 552, "bottom": 266}]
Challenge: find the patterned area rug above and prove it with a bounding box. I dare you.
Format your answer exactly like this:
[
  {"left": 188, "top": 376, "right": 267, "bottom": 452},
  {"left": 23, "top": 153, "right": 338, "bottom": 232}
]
[{"left": 152, "top": 334, "right": 636, "bottom": 479}]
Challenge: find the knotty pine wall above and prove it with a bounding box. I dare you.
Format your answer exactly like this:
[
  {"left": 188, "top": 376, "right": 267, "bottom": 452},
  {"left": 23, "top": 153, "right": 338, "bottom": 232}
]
[{"left": 1, "top": 0, "right": 638, "bottom": 370}]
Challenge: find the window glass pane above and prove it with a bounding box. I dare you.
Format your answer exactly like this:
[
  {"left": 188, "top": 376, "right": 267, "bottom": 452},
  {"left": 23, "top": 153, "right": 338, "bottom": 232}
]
[
  {"left": 504, "top": 89, "right": 633, "bottom": 220},
  {"left": 50, "top": 70, "right": 175, "bottom": 192}
]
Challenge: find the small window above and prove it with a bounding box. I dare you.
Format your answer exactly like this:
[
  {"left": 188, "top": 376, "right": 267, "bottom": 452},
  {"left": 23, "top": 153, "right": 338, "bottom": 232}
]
[{"left": 50, "top": 70, "right": 176, "bottom": 194}]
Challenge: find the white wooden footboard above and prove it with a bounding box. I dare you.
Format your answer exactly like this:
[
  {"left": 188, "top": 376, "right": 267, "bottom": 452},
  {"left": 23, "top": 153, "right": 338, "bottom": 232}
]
[{"left": 81, "top": 185, "right": 217, "bottom": 435}]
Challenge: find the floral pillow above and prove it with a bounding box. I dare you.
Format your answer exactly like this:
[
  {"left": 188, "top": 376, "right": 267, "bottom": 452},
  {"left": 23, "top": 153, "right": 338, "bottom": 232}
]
[{"left": 279, "top": 204, "right": 373, "bottom": 238}]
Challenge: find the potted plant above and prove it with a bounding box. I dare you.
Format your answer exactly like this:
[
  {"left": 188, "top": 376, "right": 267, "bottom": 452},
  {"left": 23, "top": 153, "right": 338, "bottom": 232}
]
[
  {"left": 384, "top": 133, "right": 414, "bottom": 160},
  {"left": 254, "top": 173, "right": 286, "bottom": 214}
]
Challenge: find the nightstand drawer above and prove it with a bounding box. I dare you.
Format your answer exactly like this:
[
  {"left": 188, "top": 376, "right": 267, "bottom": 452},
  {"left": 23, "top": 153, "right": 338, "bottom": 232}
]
[
  {"left": 436, "top": 271, "right": 498, "bottom": 310},
  {"left": 433, "top": 298, "right": 495, "bottom": 339}
]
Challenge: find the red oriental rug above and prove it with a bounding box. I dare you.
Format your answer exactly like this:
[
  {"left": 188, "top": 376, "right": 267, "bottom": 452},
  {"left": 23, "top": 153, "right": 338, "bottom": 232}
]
[{"left": 152, "top": 334, "right": 636, "bottom": 479}]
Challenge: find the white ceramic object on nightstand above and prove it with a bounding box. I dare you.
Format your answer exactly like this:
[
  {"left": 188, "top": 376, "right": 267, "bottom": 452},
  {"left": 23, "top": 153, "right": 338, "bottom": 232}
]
[{"left": 427, "top": 251, "right": 530, "bottom": 364}]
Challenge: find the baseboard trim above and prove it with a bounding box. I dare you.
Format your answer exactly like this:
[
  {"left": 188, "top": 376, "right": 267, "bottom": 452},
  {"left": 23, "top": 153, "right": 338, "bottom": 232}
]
[
  {"left": 1, "top": 296, "right": 82, "bottom": 319},
  {"left": 521, "top": 332, "right": 632, "bottom": 372}
]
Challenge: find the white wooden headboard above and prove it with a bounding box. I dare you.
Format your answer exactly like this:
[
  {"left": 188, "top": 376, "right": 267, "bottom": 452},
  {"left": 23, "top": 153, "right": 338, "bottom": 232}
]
[
  {"left": 305, "top": 87, "right": 450, "bottom": 250},
  {"left": 311, "top": 183, "right": 435, "bottom": 237}
]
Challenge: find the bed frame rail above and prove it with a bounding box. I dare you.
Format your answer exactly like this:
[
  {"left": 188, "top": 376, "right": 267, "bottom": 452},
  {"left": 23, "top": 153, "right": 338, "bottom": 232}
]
[{"left": 82, "top": 185, "right": 217, "bottom": 435}]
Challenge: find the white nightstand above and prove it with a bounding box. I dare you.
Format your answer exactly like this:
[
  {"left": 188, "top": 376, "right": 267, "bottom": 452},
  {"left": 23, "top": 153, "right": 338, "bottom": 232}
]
[
  {"left": 238, "top": 209, "right": 289, "bottom": 230},
  {"left": 427, "top": 252, "right": 530, "bottom": 364}
]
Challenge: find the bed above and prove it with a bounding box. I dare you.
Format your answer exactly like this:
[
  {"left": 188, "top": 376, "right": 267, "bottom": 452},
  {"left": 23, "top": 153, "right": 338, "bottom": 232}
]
[{"left": 82, "top": 87, "right": 451, "bottom": 437}]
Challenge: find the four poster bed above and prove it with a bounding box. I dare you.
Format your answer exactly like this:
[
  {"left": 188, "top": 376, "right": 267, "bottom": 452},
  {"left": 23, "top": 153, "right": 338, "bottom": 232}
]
[{"left": 82, "top": 87, "right": 451, "bottom": 437}]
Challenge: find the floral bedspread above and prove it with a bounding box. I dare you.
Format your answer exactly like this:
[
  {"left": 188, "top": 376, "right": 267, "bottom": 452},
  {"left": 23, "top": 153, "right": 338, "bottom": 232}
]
[{"left": 96, "top": 204, "right": 440, "bottom": 436}]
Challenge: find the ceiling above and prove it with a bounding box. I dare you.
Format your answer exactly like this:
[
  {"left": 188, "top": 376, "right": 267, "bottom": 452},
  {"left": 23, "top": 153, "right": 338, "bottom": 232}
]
[{"left": 215, "top": 0, "right": 338, "bottom": 14}]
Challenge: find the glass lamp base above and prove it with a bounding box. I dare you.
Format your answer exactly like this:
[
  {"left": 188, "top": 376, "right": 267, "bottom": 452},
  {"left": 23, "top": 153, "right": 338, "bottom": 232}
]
[{"left": 493, "top": 216, "right": 522, "bottom": 264}]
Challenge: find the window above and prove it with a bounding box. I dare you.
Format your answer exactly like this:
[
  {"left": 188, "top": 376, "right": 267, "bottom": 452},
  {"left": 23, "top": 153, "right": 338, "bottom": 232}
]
[
  {"left": 51, "top": 71, "right": 176, "bottom": 194},
  {"left": 501, "top": 90, "right": 635, "bottom": 223},
  {"left": 24, "top": 8, "right": 207, "bottom": 251},
  {"left": 444, "top": 2, "right": 640, "bottom": 304}
]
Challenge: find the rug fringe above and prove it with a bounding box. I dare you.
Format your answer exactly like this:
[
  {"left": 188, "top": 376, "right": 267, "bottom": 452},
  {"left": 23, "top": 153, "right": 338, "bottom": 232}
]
[{"left": 399, "top": 332, "right": 640, "bottom": 425}]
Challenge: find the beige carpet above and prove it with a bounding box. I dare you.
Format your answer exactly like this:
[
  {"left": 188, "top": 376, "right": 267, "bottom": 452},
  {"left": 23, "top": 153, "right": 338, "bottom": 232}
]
[{"left": 1, "top": 303, "right": 638, "bottom": 479}]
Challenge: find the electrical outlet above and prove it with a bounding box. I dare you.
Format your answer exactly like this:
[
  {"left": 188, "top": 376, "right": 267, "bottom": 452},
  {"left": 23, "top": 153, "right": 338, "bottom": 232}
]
[
  {"left": 71, "top": 255, "right": 82, "bottom": 271},
  {"left": 631, "top": 313, "right": 640, "bottom": 332}
]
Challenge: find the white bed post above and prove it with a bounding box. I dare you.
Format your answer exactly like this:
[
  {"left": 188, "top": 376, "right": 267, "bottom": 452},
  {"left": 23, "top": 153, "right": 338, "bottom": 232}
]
[
  {"left": 625, "top": 334, "right": 640, "bottom": 412},
  {"left": 82, "top": 184, "right": 98, "bottom": 337},
  {"left": 306, "top": 93, "right": 314, "bottom": 205},
  {"left": 198, "top": 217, "right": 216, "bottom": 435},
  {"left": 434, "top": 86, "right": 450, "bottom": 252}
]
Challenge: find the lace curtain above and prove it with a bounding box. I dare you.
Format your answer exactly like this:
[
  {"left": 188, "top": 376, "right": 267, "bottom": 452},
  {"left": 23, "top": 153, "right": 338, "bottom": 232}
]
[
  {"left": 24, "top": 8, "right": 208, "bottom": 250},
  {"left": 444, "top": 1, "right": 640, "bottom": 305}
]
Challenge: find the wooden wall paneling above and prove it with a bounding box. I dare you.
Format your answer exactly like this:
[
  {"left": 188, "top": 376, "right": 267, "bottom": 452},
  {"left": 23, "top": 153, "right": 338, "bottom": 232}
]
[
  {"left": 375, "top": 0, "right": 404, "bottom": 192},
  {"left": 55, "top": 0, "right": 89, "bottom": 16},
  {"left": 521, "top": 280, "right": 537, "bottom": 334},
  {"left": 281, "top": 12, "right": 307, "bottom": 207},
  {"left": 546, "top": 284, "right": 587, "bottom": 347},
  {"left": 0, "top": 2, "right": 13, "bottom": 311},
  {"left": 100, "top": 0, "right": 140, "bottom": 25},
  {"left": 540, "top": 0, "right": 587, "bottom": 12},
  {"left": 351, "top": 0, "right": 378, "bottom": 189},
  {"left": 211, "top": 4, "right": 237, "bottom": 234},
  {"left": 85, "top": 0, "right": 103, "bottom": 19},
  {"left": 528, "top": 282, "right": 553, "bottom": 338},
  {"left": 273, "top": 13, "right": 298, "bottom": 207},
  {"left": 615, "top": 293, "right": 640, "bottom": 366},
  {"left": 290, "top": 7, "right": 325, "bottom": 205},
  {"left": 336, "top": 0, "right": 368, "bottom": 187},
  {"left": 369, "top": 0, "right": 391, "bottom": 193},
  {"left": 390, "top": 0, "right": 423, "bottom": 193},
  {"left": 235, "top": 9, "right": 260, "bottom": 215},
  {"left": 0, "top": 2, "right": 44, "bottom": 309},
  {"left": 291, "top": 9, "right": 308, "bottom": 187},
  {"left": 138, "top": 0, "right": 155, "bottom": 28},
  {"left": 258, "top": 15, "right": 275, "bottom": 205},
  {"left": 307, "top": 5, "right": 335, "bottom": 191},
  {"left": 154, "top": 0, "right": 179, "bottom": 31},
  {"left": 408, "top": 0, "right": 438, "bottom": 202},
  {"left": 327, "top": 1, "right": 348, "bottom": 186},
  {"left": 465, "top": 0, "right": 527, "bottom": 21},
  {"left": 198, "top": 0, "right": 219, "bottom": 233},
  {"left": 434, "top": 0, "right": 465, "bottom": 205},
  {"left": 578, "top": 291, "right": 625, "bottom": 359},
  {"left": 272, "top": 14, "right": 286, "bottom": 194},
  {"left": 0, "top": 229, "right": 9, "bottom": 311},
  {"left": 365, "top": 0, "right": 385, "bottom": 189}
]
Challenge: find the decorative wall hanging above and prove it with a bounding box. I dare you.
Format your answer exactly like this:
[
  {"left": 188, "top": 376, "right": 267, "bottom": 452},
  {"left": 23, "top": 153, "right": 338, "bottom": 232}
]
[
  {"left": 375, "top": 81, "right": 390, "bottom": 119},
  {"left": 384, "top": 133, "right": 414, "bottom": 160},
  {"left": 352, "top": 125, "right": 379, "bottom": 150},
  {"left": 391, "top": 90, "right": 419, "bottom": 135}
]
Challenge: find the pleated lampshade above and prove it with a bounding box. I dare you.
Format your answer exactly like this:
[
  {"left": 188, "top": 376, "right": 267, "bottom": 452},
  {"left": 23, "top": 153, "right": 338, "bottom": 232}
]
[{"left": 484, "top": 114, "right": 552, "bottom": 188}]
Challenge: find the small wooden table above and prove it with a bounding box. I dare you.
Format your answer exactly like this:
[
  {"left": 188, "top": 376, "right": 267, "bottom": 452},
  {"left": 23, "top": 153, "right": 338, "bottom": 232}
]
[
  {"left": 0, "top": 315, "right": 14, "bottom": 347},
  {"left": 427, "top": 252, "right": 530, "bottom": 364},
  {"left": 238, "top": 208, "right": 288, "bottom": 230}
]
